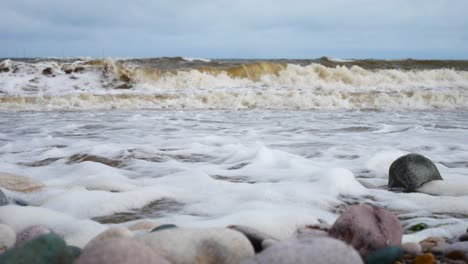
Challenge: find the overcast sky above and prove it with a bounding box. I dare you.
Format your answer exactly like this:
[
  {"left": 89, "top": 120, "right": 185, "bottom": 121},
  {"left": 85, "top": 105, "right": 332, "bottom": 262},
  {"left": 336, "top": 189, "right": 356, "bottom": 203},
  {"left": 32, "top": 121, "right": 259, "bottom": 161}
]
[{"left": 1, "top": 0, "right": 468, "bottom": 59}]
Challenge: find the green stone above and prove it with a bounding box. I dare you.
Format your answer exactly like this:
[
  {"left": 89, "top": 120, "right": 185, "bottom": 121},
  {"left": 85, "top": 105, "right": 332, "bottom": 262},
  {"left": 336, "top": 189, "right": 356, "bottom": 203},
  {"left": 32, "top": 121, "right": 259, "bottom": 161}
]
[
  {"left": 364, "top": 246, "right": 404, "bottom": 264},
  {"left": 409, "top": 223, "right": 429, "bottom": 232},
  {"left": 151, "top": 224, "right": 178, "bottom": 232},
  {"left": 0, "top": 234, "right": 74, "bottom": 264}
]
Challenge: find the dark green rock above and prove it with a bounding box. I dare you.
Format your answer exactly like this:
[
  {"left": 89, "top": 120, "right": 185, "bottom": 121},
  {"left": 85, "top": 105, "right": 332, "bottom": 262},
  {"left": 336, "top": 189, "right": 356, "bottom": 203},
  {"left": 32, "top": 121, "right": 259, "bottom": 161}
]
[
  {"left": 66, "top": 245, "right": 82, "bottom": 258},
  {"left": 389, "top": 153, "right": 443, "bottom": 191},
  {"left": 409, "top": 223, "right": 429, "bottom": 232},
  {"left": 0, "top": 189, "right": 7, "bottom": 206},
  {"left": 151, "top": 224, "right": 177, "bottom": 232},
  {"left": 0, "top": 234, "right": 74, "bottom": 264},
  {"left": 364, "top": 246, "right": 404, "bottom": 264}
]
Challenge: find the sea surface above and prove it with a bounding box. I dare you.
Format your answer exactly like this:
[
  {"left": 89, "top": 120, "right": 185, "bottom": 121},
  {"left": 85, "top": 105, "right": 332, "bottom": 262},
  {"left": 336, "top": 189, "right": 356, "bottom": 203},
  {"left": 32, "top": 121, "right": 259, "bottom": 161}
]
[{"left": 0, "top": 57, "right": 467, "bottom": 247}]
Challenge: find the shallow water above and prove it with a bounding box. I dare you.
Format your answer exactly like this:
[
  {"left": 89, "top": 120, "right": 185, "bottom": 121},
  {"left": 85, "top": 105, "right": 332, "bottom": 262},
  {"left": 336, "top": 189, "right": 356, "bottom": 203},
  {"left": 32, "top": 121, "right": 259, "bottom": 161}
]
[{"left": 0, "top": 109, "right": 467, "bottom": 246}]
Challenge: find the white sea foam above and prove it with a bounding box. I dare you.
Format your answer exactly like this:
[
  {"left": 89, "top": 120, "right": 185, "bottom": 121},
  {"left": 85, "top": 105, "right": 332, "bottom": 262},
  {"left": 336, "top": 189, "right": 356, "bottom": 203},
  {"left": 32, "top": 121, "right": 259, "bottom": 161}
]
[{"left": 1, "top": 59, "right": 467, "bottom": 111}]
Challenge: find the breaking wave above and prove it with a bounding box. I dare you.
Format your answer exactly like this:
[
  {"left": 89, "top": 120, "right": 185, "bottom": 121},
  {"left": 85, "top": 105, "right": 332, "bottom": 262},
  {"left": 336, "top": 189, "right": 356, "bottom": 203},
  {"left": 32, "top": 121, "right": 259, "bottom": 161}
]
[{"left": 0, "top": 58, "right": 467, "bottom": 111}]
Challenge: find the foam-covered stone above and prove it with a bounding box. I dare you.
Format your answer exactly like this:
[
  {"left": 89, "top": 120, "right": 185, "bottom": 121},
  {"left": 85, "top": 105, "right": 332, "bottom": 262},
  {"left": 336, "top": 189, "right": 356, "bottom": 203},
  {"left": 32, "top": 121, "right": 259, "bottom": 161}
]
[
  {"left": 138, "top": 227, "right": 255, "bottom": 264},
  {"left": 329, "top": 204, "right": 403, "bottom": 256},
  {"left": 0, "top": 172, "right": 45, "bottom": 192},
  {"left": 0, "top": 224, "right": 16, "bottom": 253},
  {"left": 388, "top": 153, "right": 442, "bottom": 191},
  {"left": 0, "top": 234, "right": 75, "bottom": 264},
  {"left": 16, "top": 225, "right": 52, "bottom": 246},
  {"left": 75, "top": 238, "right": 169, "bottom": 264},
  {"left": 242, "top": 236, "right": 363, "bottom": 264}
]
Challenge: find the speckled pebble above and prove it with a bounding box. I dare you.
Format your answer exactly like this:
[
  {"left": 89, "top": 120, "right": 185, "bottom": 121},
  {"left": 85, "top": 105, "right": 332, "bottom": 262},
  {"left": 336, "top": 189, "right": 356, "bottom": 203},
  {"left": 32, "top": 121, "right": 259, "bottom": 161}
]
[
  {"left": 16, "top": 225, "right": 52, "bottom": 246},
  {"left": 0, "top": 224, "right": 16, "bottom": 253}
]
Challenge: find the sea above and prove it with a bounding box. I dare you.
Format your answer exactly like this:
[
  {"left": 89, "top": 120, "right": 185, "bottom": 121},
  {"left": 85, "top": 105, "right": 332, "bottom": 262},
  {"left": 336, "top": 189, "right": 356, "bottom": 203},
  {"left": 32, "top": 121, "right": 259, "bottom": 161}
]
[{"left": 0, "top": 57, "right": 467, "bottom": 247}]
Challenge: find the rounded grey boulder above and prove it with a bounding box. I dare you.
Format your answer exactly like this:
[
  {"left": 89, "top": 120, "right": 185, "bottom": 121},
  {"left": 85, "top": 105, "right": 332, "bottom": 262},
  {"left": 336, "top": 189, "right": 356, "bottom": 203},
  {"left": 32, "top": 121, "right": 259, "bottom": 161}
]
[
  {"left": 388, "top": 153, "right": 442, "bottom": 191},
  {"left": 242, "top": 237, "right": 363, "bottom": 264}
]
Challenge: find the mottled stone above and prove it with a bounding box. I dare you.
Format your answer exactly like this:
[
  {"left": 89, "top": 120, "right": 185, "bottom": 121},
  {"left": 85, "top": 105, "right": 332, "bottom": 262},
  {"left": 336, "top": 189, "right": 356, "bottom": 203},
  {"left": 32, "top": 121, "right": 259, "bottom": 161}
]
[
  {"left": 0, "top": 172, "right": 45, "bottom": 192},
  {"left": 0, "top": 234, "right": 74, "bottom": 264},
  {"left": 75, "top": 238, "right": 169, "bottom": 264},
  {"left": 139, "top": 227, "right": 254, "bottom": 264},
  {"left": 85, "top": 227, "right": 133, "bottom": 249},
  {"left": 402, "top": 242, "right": 422, "bottom": 256},
  {"left": 16, "top": 225, "right": 52, "bottom": 246},
  {"left": 413, "top": 253, "right": 435, "bottom": 264},
  {"left": 228, "top": 225, "right": 278, "bottom": 252},
  {"left": 388, "top": 153, "right": 442, "bottom": 191},
  {"left": 128, "top": 221, "right": 160, "bottom": 231},
  {"left": 329, "top": 204, "right": 403, "bottom": 256},
  {"left": 0, "top": 189, "right": 7, "bottom": 206},
  {"left": 242, "top": 237, "right": 363, "bottom": 264},
  {"left": 364, "top": 246, "right": 404, "bottom": 264},
  {"left": 0, "top": 224, "right": 16, "bottom": 253}
]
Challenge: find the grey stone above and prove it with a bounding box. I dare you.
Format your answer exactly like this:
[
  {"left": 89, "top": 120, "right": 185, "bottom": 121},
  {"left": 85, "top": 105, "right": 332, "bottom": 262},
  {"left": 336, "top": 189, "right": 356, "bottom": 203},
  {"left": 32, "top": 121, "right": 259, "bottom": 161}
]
[
  {"left": 242, "top": 237, "right": 363, "bottom": 264},
  {"left": 329, "top": 204, "right": 403, "bottom": 256},
  {"left": 138, "top": 227, "right": 255, "bottom": 264},
  {"left": 388, "top": 153, "right": 443, "bottom": 191},
  {"left": 75, "top": 238, "right": 169, "bottom": 264}
]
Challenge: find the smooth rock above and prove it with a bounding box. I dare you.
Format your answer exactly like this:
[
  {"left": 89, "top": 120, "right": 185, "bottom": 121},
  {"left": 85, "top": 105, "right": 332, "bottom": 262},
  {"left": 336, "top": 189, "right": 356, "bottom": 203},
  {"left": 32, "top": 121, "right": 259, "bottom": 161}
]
[
  {"left": 364, "top": 246, "right": 404, "bottom": 264},
  {"left": 16, "top": 225, "right": 52, "bottom": 246},
  {"left": 388, "top": 153, "right": 443, "bottom": 191},
  {"left": 0, "top": 224, "right": 16, "bottom": 253},
  {"left": 329, "top": 204, "right": 403, "bottom": 256},
  {"left": 85, "top": 227, "right": 133, "bottom": 249},
  {"left": 42, "top": 67, "right": 53, "bottom": 76},
  {"left": 75, "top": 238, "right": 169, "bottom": 264},
  {"left": 402, "top": 242, "right": 422, "bottom": 255},
  {"left": 228, "top": 225, "right": 278, "bottom": 252},
  {"left": 242, "top": 236, "right": 363, "bottom": 264},
  {"left": 0, "top": 189, "right": 7, "bottom": 206},
  {"left": 0, "top": 234, "right": 75, "bottom": 264},
  {"left": 128, "top": 221, "right": 160, "bottom": 231},
  {"left": 0, "top": 172, "right": 45, "bottom": 192},
  {"left": 139, "top": 227, "right": 255, "bottom": 264},
  {"left": 67, "top": 245, "right": 82, "bottom": 258},
  {"left": 459, "top": 233, "right": 468, "bottom": 242},
  {"left": 413, "top": 253, "right": 435, "bottom": 264}
]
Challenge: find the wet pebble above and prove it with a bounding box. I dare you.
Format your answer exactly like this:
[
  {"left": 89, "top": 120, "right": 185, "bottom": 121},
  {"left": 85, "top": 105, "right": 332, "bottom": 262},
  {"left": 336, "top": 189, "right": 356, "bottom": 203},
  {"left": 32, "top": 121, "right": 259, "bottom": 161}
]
[
  {"left": 459, "top": 233, "right": 468, "bottom": 242},
  {"left": 228, "top": 225, "right": 278, "bottom": 252},
  {"left": 364, "top": 246, "right": 404, "bottom": 264}
]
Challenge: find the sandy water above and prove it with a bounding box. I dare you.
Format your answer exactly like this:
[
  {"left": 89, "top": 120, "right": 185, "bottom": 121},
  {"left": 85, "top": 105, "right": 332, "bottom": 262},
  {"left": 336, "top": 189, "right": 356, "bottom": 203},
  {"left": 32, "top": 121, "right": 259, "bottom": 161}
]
[{"left": 0, "top": 109, "right": 467, "bottom": 247}]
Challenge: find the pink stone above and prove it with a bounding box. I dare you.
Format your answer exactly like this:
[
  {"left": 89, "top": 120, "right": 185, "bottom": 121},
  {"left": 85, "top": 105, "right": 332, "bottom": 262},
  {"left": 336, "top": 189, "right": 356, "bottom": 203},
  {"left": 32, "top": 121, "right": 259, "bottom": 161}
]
[
  {"left": 329, "top": 204, "right": 403, "bottom": 256},
  {"left": 16, "top": 225, "right": 52, "bottom": 246}
]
